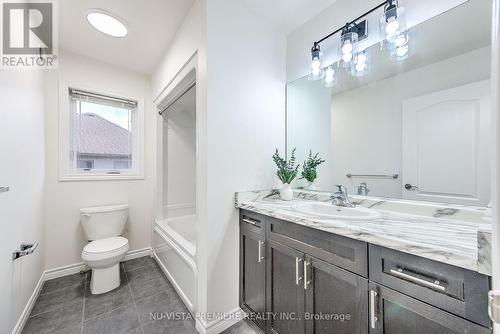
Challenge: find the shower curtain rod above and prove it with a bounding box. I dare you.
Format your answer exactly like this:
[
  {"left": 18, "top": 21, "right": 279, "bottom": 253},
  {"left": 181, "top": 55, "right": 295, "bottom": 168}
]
[{"left": 159, "top": 81, "right": 196, "bottom": 116}]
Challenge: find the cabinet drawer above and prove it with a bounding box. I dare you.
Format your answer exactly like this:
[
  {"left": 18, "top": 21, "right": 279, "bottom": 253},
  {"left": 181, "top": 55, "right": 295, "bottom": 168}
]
[
  {"left": 240, "top": 210, "right": 266, "bottom": 236},
  {"left": 369, "top": 245, "right": 490, "bottom": 327},
  {"left": 267, "top": 217, "right": 368, "bottom": 277}
]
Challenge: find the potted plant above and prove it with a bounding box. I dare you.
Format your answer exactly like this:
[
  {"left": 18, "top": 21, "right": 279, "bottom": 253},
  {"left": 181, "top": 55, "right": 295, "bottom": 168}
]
[
  {"left": 301, "top": 150, "right": 325, "bottom": 190},
  {"left": 272, "top": 148, "right": 299, "bottom": 200}
]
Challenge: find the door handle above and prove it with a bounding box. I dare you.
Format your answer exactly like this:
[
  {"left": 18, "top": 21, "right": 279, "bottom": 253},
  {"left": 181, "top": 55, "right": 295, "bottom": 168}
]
[
  {"left": 13, "top": 242, "right": 38, "bottom": 260},
  {"left": 404, "top": 184, "right": 418, "bottom": 191},
  {"left": 304, "top": 260, "right": 311, "bottom": 290},
  {"left": 242, "top": 218, "right": 259, "bottom": 227},
  {"left": 390, "top": 267, "right": 445, "bottom": 292},
  {"left": 257, "top": 241, "right": 265, "bottom": 263},
  {"left": 0, "top": 186, "right": 9, "bottom": 194},
  {"left": 370, "top": 290, "right": 378, "bottom": 329},
  {"left": 295, "top": 257, "right": 303, "bottom": 285}
]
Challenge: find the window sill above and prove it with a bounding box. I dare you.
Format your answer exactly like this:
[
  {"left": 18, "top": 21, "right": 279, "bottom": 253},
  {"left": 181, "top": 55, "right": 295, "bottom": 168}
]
[{"left": 59, "top": 173, "right": 145, "bottom": 182}]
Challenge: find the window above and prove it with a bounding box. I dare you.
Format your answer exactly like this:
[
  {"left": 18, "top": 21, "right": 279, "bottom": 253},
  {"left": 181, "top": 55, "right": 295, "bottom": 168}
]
[{"left": 66, "top": 88, "right": 140, "bottom": 178}]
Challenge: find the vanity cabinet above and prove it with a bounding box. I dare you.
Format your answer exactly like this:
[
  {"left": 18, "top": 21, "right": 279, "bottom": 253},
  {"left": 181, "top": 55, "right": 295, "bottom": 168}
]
[
  {"left": 369, "top": 283, "right": 490, "bottom": 334},
  {"left": 239, "top": 210, "right": 492, "bottom": 334},
  {"left": 240, "top": 211, "right": 267, "bottom": 329}
]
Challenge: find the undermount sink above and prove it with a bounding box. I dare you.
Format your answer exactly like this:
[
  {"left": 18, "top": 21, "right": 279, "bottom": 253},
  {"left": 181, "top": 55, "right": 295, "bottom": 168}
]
[{"left": 294, "top": 202, "right": 381, "bottom": 221}]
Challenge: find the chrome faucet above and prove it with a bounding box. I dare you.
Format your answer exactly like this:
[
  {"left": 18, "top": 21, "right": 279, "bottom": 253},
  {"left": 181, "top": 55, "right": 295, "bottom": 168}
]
[
  {"left": 332, "top": 185, "right": 354, "bottom": 207},
  {"left": 357, "top": 182, "right": 370, "bottom": 196}
]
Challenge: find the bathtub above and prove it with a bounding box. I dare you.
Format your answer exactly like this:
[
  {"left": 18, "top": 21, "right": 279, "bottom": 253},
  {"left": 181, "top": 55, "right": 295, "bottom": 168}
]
[{"left": 153, "top": 215, "right": 197, "bottom": 312}]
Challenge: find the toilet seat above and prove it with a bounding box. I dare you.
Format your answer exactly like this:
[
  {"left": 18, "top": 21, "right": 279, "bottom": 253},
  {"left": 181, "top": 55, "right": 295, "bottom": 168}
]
[{"left": 82, "top": 236, "right": 129, "bottom": 262}]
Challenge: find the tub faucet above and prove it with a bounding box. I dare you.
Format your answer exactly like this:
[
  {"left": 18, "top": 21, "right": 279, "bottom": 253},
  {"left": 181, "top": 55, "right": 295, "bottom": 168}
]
[{"left": 332, "top": 185, "right": 354, "bottom": 207}]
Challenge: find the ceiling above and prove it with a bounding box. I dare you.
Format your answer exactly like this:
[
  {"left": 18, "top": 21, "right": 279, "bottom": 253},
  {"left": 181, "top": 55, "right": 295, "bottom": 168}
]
[
  {"left": 59, "top": 0, "right": 195, "bottom": 74},
  {"left": 234, "top": 0, "right": 339, "bottom": 34}
]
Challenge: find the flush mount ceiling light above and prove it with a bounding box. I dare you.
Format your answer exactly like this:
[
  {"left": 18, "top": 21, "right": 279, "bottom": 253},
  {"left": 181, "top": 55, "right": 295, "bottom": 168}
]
[
  {"left": 308, "top": 0, "right": 411, "bottom": 88},
  {"left": 86, "top": 10, "right": 128, "bottom": 38}
]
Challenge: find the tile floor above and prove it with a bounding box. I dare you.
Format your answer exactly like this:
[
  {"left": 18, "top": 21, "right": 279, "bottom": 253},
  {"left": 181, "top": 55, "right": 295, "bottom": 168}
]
[
  {"left": 22, "top": 257, "right": 197, "bottom": 334},
  {"left": 22, "top": 256, "right": 262, "bottom": 334}
]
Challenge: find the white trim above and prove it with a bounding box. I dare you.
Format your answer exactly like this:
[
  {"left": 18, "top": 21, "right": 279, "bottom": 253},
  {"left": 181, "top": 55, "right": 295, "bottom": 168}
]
[
  {"left": 58, "top": 79, "right": 145, "bottom": 182},
  {"left": 195, "top": 307, "right": 245, "bottom": 334},
  {"left": 152, "top": 250, "right": 195, "bottom": 312},
  {"left": 11, "top": 274, "right": 44, "bottom": 334},
  {"left": 165, "top": 203, "right": 196, "bottom": 211},
  {"left": 154, "top": 225, "right": 196, "bottom": 272}
]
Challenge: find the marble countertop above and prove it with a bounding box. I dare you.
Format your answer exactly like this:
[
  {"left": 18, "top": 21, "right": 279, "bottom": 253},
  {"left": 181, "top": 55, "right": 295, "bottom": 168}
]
[{"left": 235, "top": 189, "right": 492, "bottom": 275}]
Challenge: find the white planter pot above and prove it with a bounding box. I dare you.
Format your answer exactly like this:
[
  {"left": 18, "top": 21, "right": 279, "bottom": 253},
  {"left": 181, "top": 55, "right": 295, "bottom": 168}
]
[
  {"left": 306, "top": 181, "right": 317, "bottom": 190},
  {"left": 279, "top": 184, "right": 293, "bottom": 201}
]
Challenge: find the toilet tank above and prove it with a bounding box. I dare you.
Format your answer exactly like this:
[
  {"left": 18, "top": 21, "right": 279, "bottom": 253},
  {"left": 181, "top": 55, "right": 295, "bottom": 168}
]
[{"left": 80, "top": 204, "right": 129, "bottom": 241}]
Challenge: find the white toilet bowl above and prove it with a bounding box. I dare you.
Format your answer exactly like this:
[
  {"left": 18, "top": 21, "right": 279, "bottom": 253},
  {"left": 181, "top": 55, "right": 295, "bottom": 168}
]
[{"left": 82, "top": 236, "right": 129, "bottom": 294}]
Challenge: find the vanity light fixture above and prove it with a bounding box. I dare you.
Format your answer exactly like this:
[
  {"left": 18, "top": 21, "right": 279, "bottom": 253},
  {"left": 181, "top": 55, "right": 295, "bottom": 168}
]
[
  {"left": 308, "top": 42, "right": 325, "bottom": 80},
  {"left": 308, "top": 0, "right": 411, "bottom": 88},
  {"left": 86, "top": 10, "right": 128, "bottom": 38}
]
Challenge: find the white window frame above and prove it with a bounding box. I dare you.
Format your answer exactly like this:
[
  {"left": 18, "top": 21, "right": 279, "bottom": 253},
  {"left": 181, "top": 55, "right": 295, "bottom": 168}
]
[{"left": 59, "top": 80, "right": 145, "bottom": 181}]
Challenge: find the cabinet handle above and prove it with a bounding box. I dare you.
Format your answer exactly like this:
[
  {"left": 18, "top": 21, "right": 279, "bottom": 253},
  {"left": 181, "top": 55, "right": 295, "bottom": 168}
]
[
  {"left": 390, "top": 267, "right": 445, "bottom": 292},
  {"left": 295, "top": 257, "right": 303, "bottom": 285},
  {"left": 242, "top": 218, "right": 259, "bottom": 226},
  {"left": 304, "top": 260, "right": 311, "bottom": 290},
  {"left": 258, "top": 241, "right": 265, "bottom": 263},
  {"left": 370, "top": 290, "right": 378, "bottom": 329}
]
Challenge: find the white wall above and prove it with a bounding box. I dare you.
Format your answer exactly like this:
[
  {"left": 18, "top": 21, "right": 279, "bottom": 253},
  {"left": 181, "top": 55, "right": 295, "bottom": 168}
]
[
  {"left": 151, "top": 0, "right": 209, "bottom": 315},
  {"left": 0, "top": 71, "right": 45, "bottom": 334},
  {"left": 329, "top": 47, "right": 491, "bottom": 197},
  {"left": 205, "top": 0, "right": 286, "bottom": 314},
  {"left": 43, "top": 50, "right": 154, "bottom": 270}
]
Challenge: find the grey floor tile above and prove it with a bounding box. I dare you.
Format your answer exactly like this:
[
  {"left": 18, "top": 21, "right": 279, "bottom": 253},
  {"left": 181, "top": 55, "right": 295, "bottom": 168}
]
[
  {"left": 126, "top": 263, "right": 163, "bottom": 284},
  {"left": 82, "top": 304, "right": 141, "bottom": 334},
  {"left": 142, "top": 319, "right": 197, "bottom": 334},
  {"left": 222, "top": 319, "right": 264, "bottom": 334},
  {"left": 22, "top": 300, "right": 83, "bottom": 334},
  {"left": 123, "top": 256, "right": 156, "bottom": 272},
  {"left": 135, "top": 290, "right": 191, "bottom": 331},
  {"left": 41, "top": 273, "right": 86, "bottom": 295},
  {"left": 51, "top": 323, "right": 83, "bottom": 334},
  {"left": 31, "top": 283, "right": 85, "bottom": 316},
  {"left": 129, "top": 273, "right": 173, "bottom": 301},
  {"left": 84, "top": 281, "right": 133, "bottom": 320}
]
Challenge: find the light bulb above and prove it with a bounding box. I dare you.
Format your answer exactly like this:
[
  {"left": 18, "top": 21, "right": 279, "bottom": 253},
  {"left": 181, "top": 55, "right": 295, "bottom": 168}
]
[
  {"left": 325, "top": 66, "right": 334, "bottom": 78},
  {"left": 325, "top": 75, "right": 334, "bottom": 84},
  {"left": 357, "top": 53, "right": 367, "bottom": 64},
  {"left": 312, "top": 67, "right": 320, "bottom": 76},
  {"left": 343, "top": 53, "right": 353, "bottom": 63},
  {"left": 342, "top": 41, "right": 353, "bottom": 55},
  {"left": 311, "top": 58, "right": 321, "bottom": 69},
  {"left": 355, "top": 61, "right": 367, "bottom": 72},
  {"left": 385, "top": 17, "right": 400, "bottom": 36},
  {"left": 396, "top": 45, "right": 409, "bottom": 57}
]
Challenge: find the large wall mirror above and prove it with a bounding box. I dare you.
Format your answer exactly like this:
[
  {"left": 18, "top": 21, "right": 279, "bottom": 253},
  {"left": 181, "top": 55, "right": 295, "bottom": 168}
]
[{"left": 287, "top": 0, "right": 492, "bottom": 206}]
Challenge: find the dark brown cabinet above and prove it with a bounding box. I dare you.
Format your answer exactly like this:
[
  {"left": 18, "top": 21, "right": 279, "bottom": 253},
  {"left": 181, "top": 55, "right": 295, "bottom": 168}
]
[
  {"left": 239, "top": 211, "right": 491, "bottom": 334},
  {"left": 266, "top": 240, "right": 305, "bottom": 334},
  {"left": 369, "top": 283, "right": 490, "bottom": 334},
  {"left": 305, "top": 256, "right": 368, "bottom": 334},
  {"left": 240, "top": 227, "right": 267, "bottom": 329}
]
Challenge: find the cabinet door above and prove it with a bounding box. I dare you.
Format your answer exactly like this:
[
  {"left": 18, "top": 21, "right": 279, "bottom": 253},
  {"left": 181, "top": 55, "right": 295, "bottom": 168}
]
[
  {"left": 305, "top": 256, "right": 368, "bottom": 334},
  {"left": 240, "top": 228, "right": 266, "bottom": 329},
  {"left": 267, "top": 239, "right": 306, "bottom": 334},
  {"left": 369, "top": 283, "right": 491, "bottom": 334}
]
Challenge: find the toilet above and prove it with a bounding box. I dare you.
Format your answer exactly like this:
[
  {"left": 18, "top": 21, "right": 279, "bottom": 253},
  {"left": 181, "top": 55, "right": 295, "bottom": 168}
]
[{"left": 80, "top": 204, "right": 130, "bottom": 295}]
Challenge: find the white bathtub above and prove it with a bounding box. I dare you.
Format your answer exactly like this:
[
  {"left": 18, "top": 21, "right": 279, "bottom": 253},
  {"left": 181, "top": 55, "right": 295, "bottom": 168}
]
[{"left": 153, "top": 215, "right": 197, "bottom": 312}]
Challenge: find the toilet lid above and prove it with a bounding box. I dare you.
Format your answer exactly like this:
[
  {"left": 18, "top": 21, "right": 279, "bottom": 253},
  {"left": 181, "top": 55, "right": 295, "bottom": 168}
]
[{"left": 83, "top": 237, "right": 128, "bottom": 254}]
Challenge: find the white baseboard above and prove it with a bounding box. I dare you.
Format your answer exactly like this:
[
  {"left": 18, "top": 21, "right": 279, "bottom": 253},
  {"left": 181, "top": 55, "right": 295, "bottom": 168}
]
[
  {"left": 43, "top": 247, "right": 152, "bottom": 281},
  {"left": 195, "top": 307, "right": 245, "bottom": 334},
  {"left": 11, "top": 274, "right": 45, "bottom": 334},
  {"left": 13, "top": 247, "right": 152, "bottom": 334}
]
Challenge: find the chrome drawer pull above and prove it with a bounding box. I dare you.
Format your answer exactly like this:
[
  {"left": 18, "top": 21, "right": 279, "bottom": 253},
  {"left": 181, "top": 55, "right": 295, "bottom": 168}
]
[
  {"left": 370, "top": 290, "right": 378, "bottom": 329},
  {"left": 295, "top": 257, "right": 303, "bottom": 285},
  {"left": 390, "top": 267, "right": 446, "bottom": 292},
  {"left": 242, "top": 218, "right": 259, "bottom": 226},
  {"left": 258, "top": 241, "right": 265, "bottom": 263}
]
